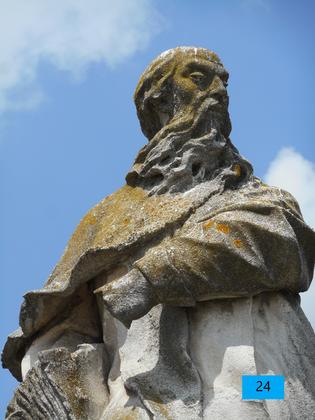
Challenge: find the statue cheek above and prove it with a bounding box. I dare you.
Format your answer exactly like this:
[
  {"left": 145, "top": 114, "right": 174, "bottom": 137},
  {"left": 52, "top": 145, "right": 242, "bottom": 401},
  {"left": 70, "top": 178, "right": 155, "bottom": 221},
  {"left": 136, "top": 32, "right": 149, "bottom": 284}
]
[{"left": 173, "top": 76, "right": 198, "bottom": 104}]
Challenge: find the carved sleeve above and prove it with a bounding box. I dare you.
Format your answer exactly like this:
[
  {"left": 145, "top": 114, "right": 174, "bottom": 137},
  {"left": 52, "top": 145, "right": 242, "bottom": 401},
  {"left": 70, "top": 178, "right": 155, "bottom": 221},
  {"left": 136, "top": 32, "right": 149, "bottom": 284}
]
[{"left": 134, "top": 191, "right": 315, "bottom": 306}]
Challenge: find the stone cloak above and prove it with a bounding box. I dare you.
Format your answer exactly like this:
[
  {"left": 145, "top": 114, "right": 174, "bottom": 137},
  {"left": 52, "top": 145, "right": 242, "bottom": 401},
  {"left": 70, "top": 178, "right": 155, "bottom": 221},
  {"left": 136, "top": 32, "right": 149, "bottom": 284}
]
[{"left": 2, "top": 179, "right": 225, "bottom": 381}]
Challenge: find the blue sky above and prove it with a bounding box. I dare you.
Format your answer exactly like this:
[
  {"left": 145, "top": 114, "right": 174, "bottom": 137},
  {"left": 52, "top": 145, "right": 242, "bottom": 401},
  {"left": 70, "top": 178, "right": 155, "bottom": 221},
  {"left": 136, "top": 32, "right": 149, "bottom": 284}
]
[{"left": 1, "top": 0, "right": 314, "bottom": 414}]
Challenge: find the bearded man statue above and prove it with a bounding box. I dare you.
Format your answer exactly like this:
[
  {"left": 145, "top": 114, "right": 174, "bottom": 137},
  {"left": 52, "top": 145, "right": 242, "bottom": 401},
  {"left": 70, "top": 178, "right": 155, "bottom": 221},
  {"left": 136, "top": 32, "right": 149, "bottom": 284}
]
[{"left": 3, "top": 47, "right": 315, "bottom": 420}]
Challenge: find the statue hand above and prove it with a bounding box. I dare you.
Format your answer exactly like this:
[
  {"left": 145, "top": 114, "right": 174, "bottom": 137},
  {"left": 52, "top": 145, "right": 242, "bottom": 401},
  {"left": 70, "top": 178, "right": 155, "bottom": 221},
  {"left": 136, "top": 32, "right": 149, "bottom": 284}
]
[{"left": 94, "top": 268, "right": 158, "bottom": 328}]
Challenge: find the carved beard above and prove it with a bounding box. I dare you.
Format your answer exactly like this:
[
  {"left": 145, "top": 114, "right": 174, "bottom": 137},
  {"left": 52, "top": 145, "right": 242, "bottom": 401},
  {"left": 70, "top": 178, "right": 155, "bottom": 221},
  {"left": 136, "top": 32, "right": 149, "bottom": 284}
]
[{"left": 126, "top": 96, "right": 252, "bottom": 196}]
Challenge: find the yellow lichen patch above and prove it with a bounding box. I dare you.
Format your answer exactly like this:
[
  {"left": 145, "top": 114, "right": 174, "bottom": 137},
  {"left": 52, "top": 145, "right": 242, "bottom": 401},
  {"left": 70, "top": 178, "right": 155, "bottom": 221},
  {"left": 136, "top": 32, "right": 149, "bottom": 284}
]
[
  {"left": 260, "top": 182, "right": 269, "bottom": 188},
  {"left": 203, "top": 219, "right": 214, "bottom": 230},
  {"left": 233, "top": 239, "right": 243, "bottom": 248},
  {"left": 91, "top": 184, "right": 194, "bottom": 249},
  {"left": 149, "top": 401, "right": 171, "bottom": 420},
  {"left": 107, "top": 406, "right": 143, "bottom": 420},
  {"left": 233, "top": 164, "right": 241, "bottom": 177},
  {"left": 216, "top": 223, "right": 231, "bottom": 234},
  {"left": 87, "top": 215, "right": 97, "bottom": 225}
]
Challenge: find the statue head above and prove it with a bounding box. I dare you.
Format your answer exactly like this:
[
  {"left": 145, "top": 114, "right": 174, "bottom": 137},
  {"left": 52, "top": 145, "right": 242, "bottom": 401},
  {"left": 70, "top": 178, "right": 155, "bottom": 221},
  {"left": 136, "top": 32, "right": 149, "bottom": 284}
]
[
  {"left": 127, "top": 47, "right": 252, "bottom": 195},
  {"left": 134, "top": 47, "right": 231, "bottom": 141}
]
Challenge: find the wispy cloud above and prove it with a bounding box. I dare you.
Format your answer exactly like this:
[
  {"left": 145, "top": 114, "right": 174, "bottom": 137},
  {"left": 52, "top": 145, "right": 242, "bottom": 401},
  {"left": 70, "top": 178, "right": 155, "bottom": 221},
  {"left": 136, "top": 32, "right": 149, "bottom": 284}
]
[
  {"left": 0, "top": 0, "right": 161, "bottom": 113},
  {"left": 265, "top": 147, "right": 315, "bottom": 228},
  {"left": 265, "top": 147, "right": 315, "bottom": 326}
]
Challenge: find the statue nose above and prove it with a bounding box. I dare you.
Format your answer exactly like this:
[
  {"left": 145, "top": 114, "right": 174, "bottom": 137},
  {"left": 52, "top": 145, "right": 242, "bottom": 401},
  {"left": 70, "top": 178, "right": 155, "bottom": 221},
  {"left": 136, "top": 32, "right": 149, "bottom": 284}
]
[
  {"left": 209, "top": 76, "right": 228, "bottom": 104},
  {"left": 211, "top": 74, "right": 225, "bottom": 89}
]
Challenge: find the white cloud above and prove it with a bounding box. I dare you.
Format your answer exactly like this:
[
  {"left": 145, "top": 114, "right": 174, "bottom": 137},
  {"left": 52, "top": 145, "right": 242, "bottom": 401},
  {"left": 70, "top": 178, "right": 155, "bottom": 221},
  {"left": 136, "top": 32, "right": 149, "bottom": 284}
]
[
  {"left": 265, "top": 147, "right": 315, "bottom": 328},
  {"left": 265, "top": 147, "right": 315, "bottom": 228},
  {"left": 0, "top": 0, "right": 161, "bottom": 112}
]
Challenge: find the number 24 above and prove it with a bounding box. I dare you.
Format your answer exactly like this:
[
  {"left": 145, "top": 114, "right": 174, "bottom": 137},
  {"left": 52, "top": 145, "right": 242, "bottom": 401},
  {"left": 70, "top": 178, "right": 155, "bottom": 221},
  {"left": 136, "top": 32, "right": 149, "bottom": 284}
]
[{"left": 256, "top": 380, "right": 270, "bottom": 392}]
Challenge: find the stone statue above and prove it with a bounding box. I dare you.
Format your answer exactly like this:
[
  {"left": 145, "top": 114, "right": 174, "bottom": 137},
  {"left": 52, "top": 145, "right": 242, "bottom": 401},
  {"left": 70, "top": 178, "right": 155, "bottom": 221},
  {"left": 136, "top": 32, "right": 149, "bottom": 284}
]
[{"left": 3, "top": 47, "right": 315, "bottom": 420}]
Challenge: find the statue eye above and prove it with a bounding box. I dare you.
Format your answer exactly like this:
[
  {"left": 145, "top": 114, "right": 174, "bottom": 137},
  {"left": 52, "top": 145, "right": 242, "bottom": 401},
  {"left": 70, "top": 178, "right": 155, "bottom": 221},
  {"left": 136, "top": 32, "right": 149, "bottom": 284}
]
[{"left": 189, "top": 71, "right": 206, "bottom": 83}]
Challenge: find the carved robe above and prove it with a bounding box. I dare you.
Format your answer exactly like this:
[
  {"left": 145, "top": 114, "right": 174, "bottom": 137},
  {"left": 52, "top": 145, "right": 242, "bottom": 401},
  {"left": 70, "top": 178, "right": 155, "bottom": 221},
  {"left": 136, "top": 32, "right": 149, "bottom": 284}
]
[{"left": 3, "top": 178, "right": 315, "bottom": 419}]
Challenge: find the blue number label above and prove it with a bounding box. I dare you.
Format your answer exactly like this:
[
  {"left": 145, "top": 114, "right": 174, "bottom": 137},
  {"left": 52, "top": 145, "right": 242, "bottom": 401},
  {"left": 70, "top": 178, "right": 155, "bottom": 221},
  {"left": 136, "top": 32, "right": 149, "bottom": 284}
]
[{"left": 242, "top": 375, "right": 284, "bottom": 400}]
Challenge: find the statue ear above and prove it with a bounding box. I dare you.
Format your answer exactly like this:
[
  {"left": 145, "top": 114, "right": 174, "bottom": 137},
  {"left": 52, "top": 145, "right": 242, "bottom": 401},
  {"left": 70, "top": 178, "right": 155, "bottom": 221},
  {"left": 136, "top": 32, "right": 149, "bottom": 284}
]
[{"left": 134, "top": 63, "right": 176, "bottom": 141}]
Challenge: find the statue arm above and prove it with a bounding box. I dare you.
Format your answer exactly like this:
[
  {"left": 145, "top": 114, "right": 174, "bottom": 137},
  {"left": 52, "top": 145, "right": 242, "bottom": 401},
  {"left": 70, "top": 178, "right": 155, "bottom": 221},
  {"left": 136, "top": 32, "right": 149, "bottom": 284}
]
[{"left": 97, "top": 192, "right": 315, "bottom": 327}]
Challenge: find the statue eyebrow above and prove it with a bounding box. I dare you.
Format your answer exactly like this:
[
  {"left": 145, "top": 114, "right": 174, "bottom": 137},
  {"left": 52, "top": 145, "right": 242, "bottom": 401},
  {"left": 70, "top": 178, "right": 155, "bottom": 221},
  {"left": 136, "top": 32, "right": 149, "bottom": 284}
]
[
  {"left": 182, "top": 60, "right": 227, "bottom": 78},
  {"left": 184, "top": 60, "right": 216, "bottom": 72}
]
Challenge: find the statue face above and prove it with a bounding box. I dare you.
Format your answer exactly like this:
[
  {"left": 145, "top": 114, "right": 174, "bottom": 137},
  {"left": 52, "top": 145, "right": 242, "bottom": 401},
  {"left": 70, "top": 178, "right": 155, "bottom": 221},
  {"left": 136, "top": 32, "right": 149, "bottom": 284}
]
[
  {"left": 134, "top": 47, "right": 231, "bottom": 140},
  {"left": 172, "top": 55, "right": 228, "bottom": 111}
]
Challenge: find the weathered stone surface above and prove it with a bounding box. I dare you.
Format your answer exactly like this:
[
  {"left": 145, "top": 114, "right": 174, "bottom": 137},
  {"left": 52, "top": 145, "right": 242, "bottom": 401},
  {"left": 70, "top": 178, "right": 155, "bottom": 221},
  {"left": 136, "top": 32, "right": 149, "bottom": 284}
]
[
  {"left": 2, "top": 46, "right": 315, "bottom": 419},
  {"left": 6, "top": 345, "right": 108, "bottom": 419}
]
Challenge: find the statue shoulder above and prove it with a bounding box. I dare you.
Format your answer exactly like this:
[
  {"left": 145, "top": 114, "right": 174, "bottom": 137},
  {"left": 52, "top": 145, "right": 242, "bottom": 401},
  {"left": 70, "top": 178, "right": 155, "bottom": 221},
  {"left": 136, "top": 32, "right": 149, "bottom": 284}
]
[
  {"left": 45, "top": 184, "right": 197, "bottom": 289},
  {"left": 195, "top": 177, "right": 303, "bottom": 221},
  {"left": 238, "top": 177, "right": 303, "bottom": 218}
]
